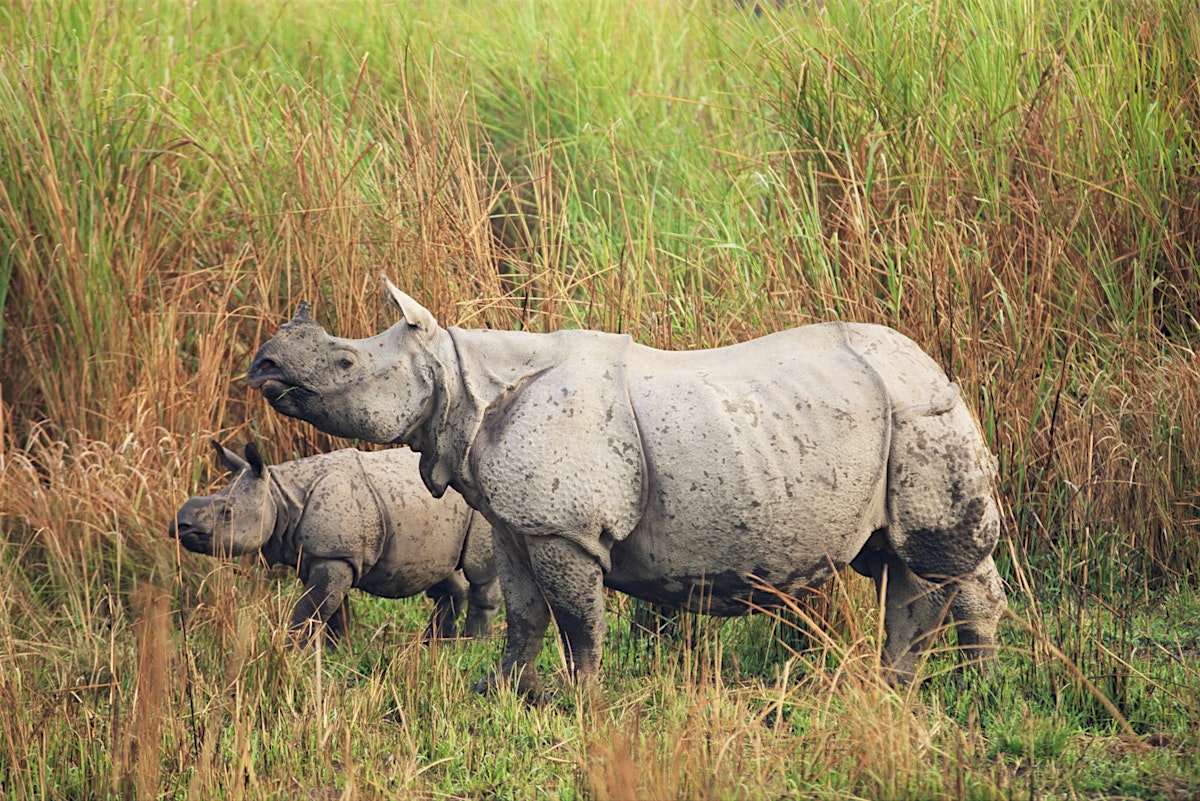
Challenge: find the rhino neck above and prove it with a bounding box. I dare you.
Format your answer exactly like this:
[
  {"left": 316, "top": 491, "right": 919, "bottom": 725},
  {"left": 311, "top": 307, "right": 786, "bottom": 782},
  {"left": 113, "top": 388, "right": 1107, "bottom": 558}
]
[{"left": 413, "top": 326, "right": 563, "bottom": 501}]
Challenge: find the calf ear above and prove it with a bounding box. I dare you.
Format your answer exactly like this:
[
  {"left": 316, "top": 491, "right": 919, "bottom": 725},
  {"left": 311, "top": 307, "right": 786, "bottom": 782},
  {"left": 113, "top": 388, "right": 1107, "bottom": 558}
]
[
  {"left": 243, "top": 442, "right": 267, "bottom": 478},
  {"left": 381, "top": 274, "right": 438, "bottom": 337},
  {"left": 212, "top": 439, "right": 250, "bottom": 474}
]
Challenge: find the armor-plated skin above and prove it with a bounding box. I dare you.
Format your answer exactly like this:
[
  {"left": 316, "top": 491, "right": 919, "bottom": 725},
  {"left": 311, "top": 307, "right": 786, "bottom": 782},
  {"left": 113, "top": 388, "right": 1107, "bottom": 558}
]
[
  {"left": 246, "top": 281, "right": 1006, "bottom": 692},
  {"left": 170, "top": 441, "right": 500, "bottom": 645}
]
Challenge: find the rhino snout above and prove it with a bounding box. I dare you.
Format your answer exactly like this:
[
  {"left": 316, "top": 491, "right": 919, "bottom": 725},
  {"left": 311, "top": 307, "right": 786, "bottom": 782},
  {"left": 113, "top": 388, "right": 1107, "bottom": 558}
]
[
  {"left": 245, "top": 355, "right": 287, "bottom": 390},
  {"left": 247, "top": 353, "right": 314, "bottom": 410},
  {"left": 170, "top": 519, "right": 214, "bottom": 555},
  {"left": 244, "top": 356, "right": 275, "bottom": 388}
]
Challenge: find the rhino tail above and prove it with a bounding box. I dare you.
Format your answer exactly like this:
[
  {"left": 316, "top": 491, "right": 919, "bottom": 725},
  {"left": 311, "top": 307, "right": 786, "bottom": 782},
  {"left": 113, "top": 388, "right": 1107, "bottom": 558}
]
[
  {"left": 890, "top": 383, "right": 961, "bottom": 424},
  {"left": 892, "top": 382, "right": 999, "bottom": 485}
]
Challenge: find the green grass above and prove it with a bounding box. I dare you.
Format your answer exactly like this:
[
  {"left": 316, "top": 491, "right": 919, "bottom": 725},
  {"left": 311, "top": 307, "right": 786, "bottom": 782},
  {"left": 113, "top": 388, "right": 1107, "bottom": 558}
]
[{"left": 2, "top": 0, "right": 1199, "bottom": 797}]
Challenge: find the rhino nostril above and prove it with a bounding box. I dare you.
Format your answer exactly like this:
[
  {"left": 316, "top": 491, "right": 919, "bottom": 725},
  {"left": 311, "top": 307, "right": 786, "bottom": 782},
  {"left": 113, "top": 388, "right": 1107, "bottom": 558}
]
[{"left": 257, "top": 357, "right": 279, "bottom": 372}]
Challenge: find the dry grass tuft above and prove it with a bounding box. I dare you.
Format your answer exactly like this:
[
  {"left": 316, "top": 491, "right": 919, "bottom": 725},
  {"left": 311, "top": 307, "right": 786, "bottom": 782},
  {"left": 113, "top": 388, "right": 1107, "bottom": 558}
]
[{"left": 116, "top": 583, "right": 175, "bottom": 800}]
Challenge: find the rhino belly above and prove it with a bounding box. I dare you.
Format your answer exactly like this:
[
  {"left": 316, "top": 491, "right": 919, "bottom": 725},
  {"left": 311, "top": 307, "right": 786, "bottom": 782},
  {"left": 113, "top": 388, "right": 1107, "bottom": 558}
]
[
  {"left": 604, "top": 490, "right": 874, "bottom": 615},
  {"left": 610, "top": 342, "right": 890, "bottom": 614},
  {"left": 605, "top": 528, "right": 842, "bottom": 615},
  {"left": 356, "top": 561, "right": 455, "bottom": 598}
]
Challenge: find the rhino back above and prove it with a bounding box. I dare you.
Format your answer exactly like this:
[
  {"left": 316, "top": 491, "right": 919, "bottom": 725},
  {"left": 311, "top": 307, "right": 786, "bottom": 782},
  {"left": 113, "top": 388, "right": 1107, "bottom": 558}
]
[
  {"left": 606, "top": 323, "right": 893, "bottom": 611},
  {"left": 841, "top": 323, "right": 958, "bottom": 410}
]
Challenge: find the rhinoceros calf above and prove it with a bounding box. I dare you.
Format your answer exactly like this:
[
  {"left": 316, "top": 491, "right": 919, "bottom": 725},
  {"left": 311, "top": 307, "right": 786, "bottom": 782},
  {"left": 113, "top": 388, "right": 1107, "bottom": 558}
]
[
  {"left": 246, "top": 280, "right": 1007, "bottom": 692},
  {"left": 170, "top": 440, "right": 500, "bottom": 646}
]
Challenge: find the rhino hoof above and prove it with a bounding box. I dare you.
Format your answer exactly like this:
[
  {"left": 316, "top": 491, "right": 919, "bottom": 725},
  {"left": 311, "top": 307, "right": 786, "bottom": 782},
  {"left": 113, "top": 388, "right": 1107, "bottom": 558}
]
[{"left": 474, "top": 670, "right": 546, "bottom": 705}]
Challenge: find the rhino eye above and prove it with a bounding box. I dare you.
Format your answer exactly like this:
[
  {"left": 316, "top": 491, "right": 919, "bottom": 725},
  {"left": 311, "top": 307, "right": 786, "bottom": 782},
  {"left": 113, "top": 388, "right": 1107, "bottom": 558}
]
[
  {"left": 218, "top": 507, "right": 232, "bottom": 522},
  {"left": 336, "top": 357, "right": 355, "bottom": 370}
]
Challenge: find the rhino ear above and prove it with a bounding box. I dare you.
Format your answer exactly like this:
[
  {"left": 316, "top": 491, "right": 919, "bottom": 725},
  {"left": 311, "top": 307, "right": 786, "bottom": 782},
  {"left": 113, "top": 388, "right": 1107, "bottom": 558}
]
[
  {"left": 212, "top": 439, "right": 250, "bottom": 474},
  {"left": 243, "top": 442, "right": 267, "bottom": 478},
  {"left": 381, "top": 274, "right": 438, "bottom": 337}
]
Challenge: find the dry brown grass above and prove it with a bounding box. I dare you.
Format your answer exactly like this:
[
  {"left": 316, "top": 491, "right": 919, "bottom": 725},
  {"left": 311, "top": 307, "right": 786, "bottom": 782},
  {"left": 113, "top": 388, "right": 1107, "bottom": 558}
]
[{"left": 117, "top": 584, "right": 174, "bottom": 799}]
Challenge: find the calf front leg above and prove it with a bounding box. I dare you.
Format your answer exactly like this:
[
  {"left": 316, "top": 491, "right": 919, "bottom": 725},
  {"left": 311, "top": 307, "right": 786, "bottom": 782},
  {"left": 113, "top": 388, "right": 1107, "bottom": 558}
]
[{"left": 291, "top": 560, "right": 355, "bottom": 649}]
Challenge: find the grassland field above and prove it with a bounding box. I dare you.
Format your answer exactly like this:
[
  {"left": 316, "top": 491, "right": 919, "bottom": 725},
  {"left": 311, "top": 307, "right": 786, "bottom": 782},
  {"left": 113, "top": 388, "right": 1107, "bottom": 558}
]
[{"left": 1, "top": 0, "right": 1199, "bottom": 798}]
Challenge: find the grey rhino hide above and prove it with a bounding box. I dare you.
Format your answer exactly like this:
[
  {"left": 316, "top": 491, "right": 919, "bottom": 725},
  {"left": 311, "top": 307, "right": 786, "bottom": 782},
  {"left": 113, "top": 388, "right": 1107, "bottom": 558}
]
[
  {"left": 248, "top": 280, "right": 1007, "bottom": 692},
  {"left": 170, "top": 440, "right": 500, "bottom": 646}
]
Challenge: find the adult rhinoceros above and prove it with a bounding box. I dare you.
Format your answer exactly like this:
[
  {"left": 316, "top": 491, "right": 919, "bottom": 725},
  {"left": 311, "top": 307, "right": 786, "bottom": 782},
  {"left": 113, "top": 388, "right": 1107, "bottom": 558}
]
[{"left": 246, "top": 279, "right": 1006, "bottom": 694}]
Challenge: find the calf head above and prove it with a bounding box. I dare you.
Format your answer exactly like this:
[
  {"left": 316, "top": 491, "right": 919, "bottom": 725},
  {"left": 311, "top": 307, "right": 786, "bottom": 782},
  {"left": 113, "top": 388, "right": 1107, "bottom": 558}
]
[
  {"left": 170, "top": 441, "right": 277, "bottom": 558},
  {"left": 246, "top": 279, "right": 442, "bottom": 446}
]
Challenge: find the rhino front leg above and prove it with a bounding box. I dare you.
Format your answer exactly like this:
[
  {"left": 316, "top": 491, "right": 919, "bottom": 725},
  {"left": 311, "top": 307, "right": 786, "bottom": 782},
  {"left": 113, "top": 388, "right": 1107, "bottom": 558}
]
[
  {"left": 291, "top": 560, "right": 355, "bottom": 649},
  {"left": 325, "top": 594, "right": 350, "bottom": 644},
  {"left": 947, "top": 554, "right": 1006, "bottom": 671},
  {"left": 476, "top": 527, "right": 551, "bottom": 698},
  {"left": 525, "top": 535, "right": 606, "bottom": 682},
  {"left": 856, "top": 547, "right": 948, "bottom": 683},
  {"left": 424, "top": 571, "right": 468, "bottom": 640}
]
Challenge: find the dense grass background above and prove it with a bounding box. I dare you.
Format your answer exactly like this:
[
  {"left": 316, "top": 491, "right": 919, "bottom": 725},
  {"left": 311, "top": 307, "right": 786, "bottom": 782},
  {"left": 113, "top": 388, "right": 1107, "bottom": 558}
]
[{"left": 1, "top": 0, "right": 1198, "bottom": 797}]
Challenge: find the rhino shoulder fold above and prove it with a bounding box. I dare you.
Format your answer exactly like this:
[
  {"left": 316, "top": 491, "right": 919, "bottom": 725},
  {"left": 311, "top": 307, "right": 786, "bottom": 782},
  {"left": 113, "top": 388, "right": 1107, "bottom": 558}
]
[
  {"left": 421, "top": 326, "right": 583, "bottom": 501},
  {"left": 465, "top": 331, "right": 649, "bottom": 568}
]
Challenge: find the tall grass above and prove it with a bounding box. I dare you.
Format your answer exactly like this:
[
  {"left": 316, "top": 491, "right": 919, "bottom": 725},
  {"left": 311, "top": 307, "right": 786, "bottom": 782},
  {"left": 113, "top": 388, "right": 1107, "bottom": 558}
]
[{"left": 1, "top": 0, "right": 1199, "bottom": 797}]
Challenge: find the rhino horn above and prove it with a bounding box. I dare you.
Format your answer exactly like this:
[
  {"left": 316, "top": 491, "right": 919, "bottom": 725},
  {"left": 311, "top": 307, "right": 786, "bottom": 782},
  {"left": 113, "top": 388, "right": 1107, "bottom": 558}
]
[{"left": 281, "top": 301, "right": 317, "bottom": 329}]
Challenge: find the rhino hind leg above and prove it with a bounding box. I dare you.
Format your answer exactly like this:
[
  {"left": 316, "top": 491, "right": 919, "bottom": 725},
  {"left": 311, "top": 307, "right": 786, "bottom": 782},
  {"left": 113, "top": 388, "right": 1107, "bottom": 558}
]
[
  {"left": 425, "top": 571, "right": 469, "bottom": 640},
  {"left": 886, "top": 405, "right": 1003, "bottom": 579},
  {"left": 856, "top": 547, "right": 948, "bottom": 682},
  {"left": 946, "top": 554, "right": 1005, "bottom": 671},
  {"left": 879, "top": 403, "right": 1008, "bottom": 676},
  {"left": 460, "top": 519, "right": 502, "bottom": 638},
  {"left": 462, "top": 574, "right": 501, "bottom": 638}
]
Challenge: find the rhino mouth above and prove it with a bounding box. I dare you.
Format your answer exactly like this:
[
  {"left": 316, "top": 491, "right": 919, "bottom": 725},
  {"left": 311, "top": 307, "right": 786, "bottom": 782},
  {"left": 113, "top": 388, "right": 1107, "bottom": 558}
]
[
  {"left": 169, "top": 520, "right": 212, "bottom": 555},
  {"left": 246, "top": 358, "right": 308, "bottom": 406},
  {"left": 258, "top": 378, "right": 306, "bottom": 404}
]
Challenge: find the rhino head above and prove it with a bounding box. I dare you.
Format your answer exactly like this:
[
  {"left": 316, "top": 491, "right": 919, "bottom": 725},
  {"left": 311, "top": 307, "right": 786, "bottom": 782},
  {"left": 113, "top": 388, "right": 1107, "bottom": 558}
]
[
  {"left": 246, "top": 281, "right": 444, "bottom": 447},
  {"left": 170, "top": 440, "right": 277, "bottom": 557}
]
